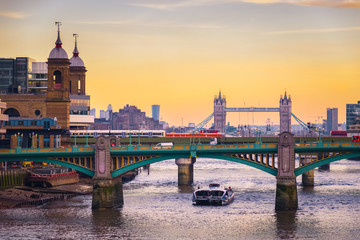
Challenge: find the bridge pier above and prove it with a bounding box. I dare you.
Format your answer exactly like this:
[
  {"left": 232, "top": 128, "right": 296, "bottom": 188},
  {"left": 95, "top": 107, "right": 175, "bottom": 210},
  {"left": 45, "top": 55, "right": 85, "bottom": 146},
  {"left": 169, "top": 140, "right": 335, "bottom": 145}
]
[
  {"left": 175, "top": 157, "right": 196, "bottom": 186},
  {"left": 92, "top": 136, "right": 124, "bottom": 209},
  {"left": 276, "top": 132, "right": 298, "bottom": 211},
  {"left": 302, "top": 170, "right": 314, "bottom": 187},
  {"left": 301, "top": 156, "right": 314, "bottom": 187}
]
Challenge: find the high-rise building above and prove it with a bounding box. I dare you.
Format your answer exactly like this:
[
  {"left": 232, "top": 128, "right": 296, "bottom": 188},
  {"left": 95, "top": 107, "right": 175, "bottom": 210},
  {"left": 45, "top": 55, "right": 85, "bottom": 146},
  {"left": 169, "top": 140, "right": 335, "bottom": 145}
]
[
  {"left": 90, "top": 108, "right": 96, "bottom": 118},
  {"left": 0, "top": 57, "right": 34, "bottom": 93},
  {"left": 99, "top": 110, "right": 106, "bottom": 119},
  {"left": 346, "top": 101, "right": 360, "bottom": 130},
  {"left": 106, "top": 104, "right": 112, "bottom": 120},
  {"left": 326, "top": 108, "right": 338, "bottom": 135},
  {"left": 152, "top": 105, "right": 160, "bottom": 121}
]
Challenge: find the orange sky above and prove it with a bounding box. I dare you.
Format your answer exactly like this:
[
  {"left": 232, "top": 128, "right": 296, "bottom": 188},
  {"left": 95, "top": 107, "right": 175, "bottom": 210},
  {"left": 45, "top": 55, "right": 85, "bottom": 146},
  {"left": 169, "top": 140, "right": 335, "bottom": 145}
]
[{"left": 0, "top": 0, "right": 359, "bottom": 126}]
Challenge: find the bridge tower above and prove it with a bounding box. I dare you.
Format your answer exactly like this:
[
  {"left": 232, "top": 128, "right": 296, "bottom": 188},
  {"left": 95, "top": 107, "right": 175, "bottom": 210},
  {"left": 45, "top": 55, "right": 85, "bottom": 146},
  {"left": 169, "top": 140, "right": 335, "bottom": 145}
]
[
  {"left": 46, "top": 22, "right": 71, "bottom": 129},
  {"left": 279, "top": 92, "right": 292, "bottom": 133},
  {"left": 214, "top": 91, "right": 226, "bottom": 133}
]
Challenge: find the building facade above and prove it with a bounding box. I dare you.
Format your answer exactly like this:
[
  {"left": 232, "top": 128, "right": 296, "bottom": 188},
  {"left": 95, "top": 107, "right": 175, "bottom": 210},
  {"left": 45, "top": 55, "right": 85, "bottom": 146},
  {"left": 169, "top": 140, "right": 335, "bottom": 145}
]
[
  {"left": 0, "top": 57, "right": 34, "bottom": 93},
  {"left": 326, "top": 108, "right": 338, "bottom": 135},
  {"left": 0, "top": 23, "right": 93, "bottom": 132},
  {"left": 110, "top": 105, "right": 163, "bottom": 130},
  {"left": 346, "top": 101, "right": 360, "bottom": 131},
  {"left": 152, "top": 105, "right": 160, "bottom": 121}
]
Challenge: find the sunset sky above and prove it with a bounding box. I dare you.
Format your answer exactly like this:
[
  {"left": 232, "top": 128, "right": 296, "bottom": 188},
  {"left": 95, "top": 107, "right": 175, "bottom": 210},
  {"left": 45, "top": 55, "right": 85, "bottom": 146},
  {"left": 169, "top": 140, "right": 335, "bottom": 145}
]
[{"left": 1, "top": 0, "right": 359, "bottom": 127}]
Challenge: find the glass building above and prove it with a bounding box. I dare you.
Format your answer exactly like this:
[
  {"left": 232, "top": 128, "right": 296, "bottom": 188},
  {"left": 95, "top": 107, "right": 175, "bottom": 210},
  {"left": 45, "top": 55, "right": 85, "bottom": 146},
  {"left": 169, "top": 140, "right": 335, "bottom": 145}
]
[
  {"left": 152, "top": 105, "right": 160, "bottom": 121},
  {"left": 0, "top": 57, "right": 34, "bottom": 93},
  {"left": 346, "top": 101, "right": 360, "bottom": 130}
]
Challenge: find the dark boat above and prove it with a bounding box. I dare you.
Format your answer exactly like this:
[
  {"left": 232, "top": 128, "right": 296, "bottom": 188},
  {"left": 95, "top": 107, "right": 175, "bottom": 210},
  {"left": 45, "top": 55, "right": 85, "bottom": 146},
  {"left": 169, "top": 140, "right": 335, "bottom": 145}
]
[{"left": 27, "top": 166, "right": 79, "bottom": 188}]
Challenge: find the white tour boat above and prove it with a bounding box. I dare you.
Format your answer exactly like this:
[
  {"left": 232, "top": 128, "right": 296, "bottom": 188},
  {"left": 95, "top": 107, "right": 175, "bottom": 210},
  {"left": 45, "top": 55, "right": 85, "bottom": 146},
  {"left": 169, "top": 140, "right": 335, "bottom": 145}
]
[{"left": 192, "top": 183, "right": 234, "bottom": 205}]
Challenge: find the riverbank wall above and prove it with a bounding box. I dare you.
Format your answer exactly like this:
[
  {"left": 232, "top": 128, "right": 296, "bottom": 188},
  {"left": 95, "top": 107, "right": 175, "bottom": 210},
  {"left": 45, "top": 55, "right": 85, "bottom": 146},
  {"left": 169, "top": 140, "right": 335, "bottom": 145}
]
[{"left": 0, "top": 169, "right": 28, "bottom": 189}]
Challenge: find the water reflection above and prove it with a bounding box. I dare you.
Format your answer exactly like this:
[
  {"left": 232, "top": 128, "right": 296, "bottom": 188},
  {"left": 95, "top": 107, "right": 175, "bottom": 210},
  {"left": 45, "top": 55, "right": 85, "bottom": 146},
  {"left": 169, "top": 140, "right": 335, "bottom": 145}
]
[
  {"left": 177, "top": 185, "right": 194, "bottom": 193},
  {"left": 301, "top": 186, "right": 314, "bottom": 194},
  {"left": 275, "top": 210, "right": 297, "bottom": 239}
]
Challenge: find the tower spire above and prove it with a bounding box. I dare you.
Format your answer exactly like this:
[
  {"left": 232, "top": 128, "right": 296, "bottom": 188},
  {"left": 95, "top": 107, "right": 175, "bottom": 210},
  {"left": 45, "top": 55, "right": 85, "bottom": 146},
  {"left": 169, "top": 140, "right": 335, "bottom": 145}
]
[
  {"left": 73, "top": 33, "right": 79, "bottom": 57},
  {"left": 55, "top": 22, "right": 62, "bottom": 48}
]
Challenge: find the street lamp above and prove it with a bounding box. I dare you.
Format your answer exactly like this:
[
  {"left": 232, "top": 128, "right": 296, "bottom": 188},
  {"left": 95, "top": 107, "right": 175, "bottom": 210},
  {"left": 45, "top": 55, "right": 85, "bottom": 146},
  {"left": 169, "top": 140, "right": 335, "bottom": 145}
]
[
  {"left": 138, "top": 132, "right": 141, "bottom": 147},
  {"left": 129, "top": 133, "right": 132, "bottom": 146},
  {"left": 316, "top": 127, "right": 325, "bottom": 143},
  {"left": 255, "top": 128, "right": 263, "bottom": 144},
  {"left": 85, "top": 132, "right": 89, "bottom": 147},
  {"left": 16, "top": 132, "right": 23, "bottom": 148},
  {"left": 74, "top": 133, "right": 77, "bottom": 147},
  {"left": 31, "top": 132, "right": 37, "bottom": 148}
]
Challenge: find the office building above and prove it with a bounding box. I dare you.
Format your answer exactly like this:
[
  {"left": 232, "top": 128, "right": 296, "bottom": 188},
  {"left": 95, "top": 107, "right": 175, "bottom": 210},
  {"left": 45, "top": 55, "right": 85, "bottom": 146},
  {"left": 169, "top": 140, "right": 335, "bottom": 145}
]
[
  {"left": 0, "top": 57, "right": 34, "bottom": 93},
  {"left": 326, "top": 108, "right": 338, "bottom": 135},
  {"left": 152, "top": 105, "right": 160, "bottom": 121},
  {"left": 346, "top": 101, "right": 360, "bottom": 132}
]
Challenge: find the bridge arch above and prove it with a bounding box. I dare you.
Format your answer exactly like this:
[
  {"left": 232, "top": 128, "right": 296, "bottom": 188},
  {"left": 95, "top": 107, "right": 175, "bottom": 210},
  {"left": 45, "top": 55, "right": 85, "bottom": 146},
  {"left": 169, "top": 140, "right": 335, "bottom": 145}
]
[
  {"left": 294, "top": 152, "right": 360, "bottom": 176},
  {"left": 1, "top": 157, "right": 95, "bottom": 177},
  {"left": 111, "top": 153, "right": 278, "bottom": 178}
]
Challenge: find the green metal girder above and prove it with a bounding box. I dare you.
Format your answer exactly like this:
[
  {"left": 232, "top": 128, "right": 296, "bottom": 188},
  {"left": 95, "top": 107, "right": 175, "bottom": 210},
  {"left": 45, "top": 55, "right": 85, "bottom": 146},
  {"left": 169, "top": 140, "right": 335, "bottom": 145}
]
[
  {"left": 294, "top": 152, "right": 360, "bottom": 176},
  {"left": 111, "top": 153, "right": 278, "bottom": 177},
  {"left": 0, "top": 157, "right": 95, "bottom": 177},
  {"left": 111, "top": 154, "right": 189, "bottom": 177},
  {"left": 197, "top": 154, "right": 278, "bottom": 176}
]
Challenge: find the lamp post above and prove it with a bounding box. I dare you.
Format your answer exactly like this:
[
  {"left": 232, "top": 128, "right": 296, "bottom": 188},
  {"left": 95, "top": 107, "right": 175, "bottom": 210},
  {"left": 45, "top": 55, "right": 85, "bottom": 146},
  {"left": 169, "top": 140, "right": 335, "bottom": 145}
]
[
  {"left": 192, "top": 131, "right": 195, "bottom": 145},
  {"left": 85, "top": 132, "right": 89, "bottom": 147},
  {"left": 74, "top": 133, "right": 77, "bottom": 147},
  {"left": 138, "top": 132, "right": 141, "bottom": 147},
  {"left": 198, "top": 131, "right": 201, "bottom": 145},
  {"left": 16, "top": 132, "right": 23, "bottom": 148},
  {"left": 129, "top": 133, "right": 132, "bottom": 146},
  {"left": 31, "top": 132, "right": 37, "bottom": 148},
  {"left": 255, "top": 128, "right": 263, "bottom": 144},
  {"left": 316, "top": 127, "right": 324, "bottom": 143}
]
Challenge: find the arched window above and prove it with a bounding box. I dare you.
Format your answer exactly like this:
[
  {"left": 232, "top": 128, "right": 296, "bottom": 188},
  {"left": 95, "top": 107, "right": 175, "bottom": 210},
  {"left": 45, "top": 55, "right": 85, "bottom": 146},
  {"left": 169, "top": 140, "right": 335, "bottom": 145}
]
[
  {"left": 53, "top": 70, "right": 62, "bottom": 89},
  {"left": 4, "top": 108, "right": 20, "bottom": 117}
]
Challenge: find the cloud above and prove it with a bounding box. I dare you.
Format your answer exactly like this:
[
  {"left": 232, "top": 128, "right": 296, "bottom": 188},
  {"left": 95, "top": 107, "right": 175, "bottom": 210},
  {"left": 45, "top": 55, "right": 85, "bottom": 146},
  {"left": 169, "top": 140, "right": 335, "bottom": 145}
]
[
  {"left": 74, "top": 20, "right": 134, "bottom": 25},
  {"left": 0, "top": 11, "right": 27, "bottom": 19},
  {"left": 128, "top": 0, "right": 360, "bottom": 10},
  {"left": 267, "top": 26, "right": 360, "bottom": 35}
]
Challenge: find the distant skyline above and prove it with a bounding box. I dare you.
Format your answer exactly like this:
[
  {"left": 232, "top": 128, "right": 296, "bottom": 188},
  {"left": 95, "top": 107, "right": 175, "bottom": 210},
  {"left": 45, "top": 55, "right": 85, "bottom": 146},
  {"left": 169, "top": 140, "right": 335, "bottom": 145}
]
[{"left": 1, "top": 0, "right": 359, "bottom": 127}]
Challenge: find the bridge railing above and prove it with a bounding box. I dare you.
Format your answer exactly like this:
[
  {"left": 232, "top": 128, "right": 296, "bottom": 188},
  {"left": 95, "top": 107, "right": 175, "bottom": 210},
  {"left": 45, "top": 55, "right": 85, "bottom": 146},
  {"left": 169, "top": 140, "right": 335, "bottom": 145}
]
[
  {"left": 0, "top": 146, "right": 94, "bottom": 154},
  {"left": 110, "top": 143, "right": 278, "bottom": 152}
]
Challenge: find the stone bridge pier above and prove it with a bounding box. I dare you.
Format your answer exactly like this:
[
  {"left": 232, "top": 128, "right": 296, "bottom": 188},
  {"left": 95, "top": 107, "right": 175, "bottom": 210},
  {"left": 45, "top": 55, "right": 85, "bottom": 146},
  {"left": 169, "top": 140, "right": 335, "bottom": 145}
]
[
  {"left": 276, "top": 132, "right": 298, "bottom": 211},
  {"left": 175, "top": 157, "right": 196, "bottom": 185},
  {"left": 92, "top": 136, "right": 123, "bottom": 209}
]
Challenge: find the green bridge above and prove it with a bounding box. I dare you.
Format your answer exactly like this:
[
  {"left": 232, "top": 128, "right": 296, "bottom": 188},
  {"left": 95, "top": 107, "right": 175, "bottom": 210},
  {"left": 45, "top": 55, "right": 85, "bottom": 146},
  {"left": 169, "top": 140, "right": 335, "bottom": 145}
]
[{"left": 1, "top": 133, "right": 360, "bottom": 210}]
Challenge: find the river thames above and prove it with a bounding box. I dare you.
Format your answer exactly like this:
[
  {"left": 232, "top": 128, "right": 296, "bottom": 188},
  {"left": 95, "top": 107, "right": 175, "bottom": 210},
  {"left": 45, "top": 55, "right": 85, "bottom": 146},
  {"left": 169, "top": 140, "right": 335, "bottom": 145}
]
[{"left": 1, "top": 158, "right": 360, "bottom": 239}]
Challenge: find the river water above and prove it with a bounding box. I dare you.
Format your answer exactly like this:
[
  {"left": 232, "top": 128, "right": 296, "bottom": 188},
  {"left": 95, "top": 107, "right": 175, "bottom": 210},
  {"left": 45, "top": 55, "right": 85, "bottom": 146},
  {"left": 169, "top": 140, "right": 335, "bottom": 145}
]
[{"left": 1, "top": 158, "right": 360, "bottom": 239}]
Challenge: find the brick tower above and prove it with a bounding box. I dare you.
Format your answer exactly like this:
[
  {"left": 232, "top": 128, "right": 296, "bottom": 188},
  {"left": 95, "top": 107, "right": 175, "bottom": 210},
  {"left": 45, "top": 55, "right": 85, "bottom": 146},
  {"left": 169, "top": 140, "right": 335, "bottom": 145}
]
[
  {"left": 46, "top": 22, "right": 71, "bottom": 129},
  {"left": 69, "top": 34, "right": 87, "bottom": 95}
]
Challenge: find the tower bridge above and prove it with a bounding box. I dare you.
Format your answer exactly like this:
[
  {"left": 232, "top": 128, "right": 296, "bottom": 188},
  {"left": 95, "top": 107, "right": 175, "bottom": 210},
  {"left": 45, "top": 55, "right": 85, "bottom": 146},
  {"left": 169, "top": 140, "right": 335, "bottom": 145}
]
[{"left": 213, "top": 91, "right": 291, "bottom": 133}]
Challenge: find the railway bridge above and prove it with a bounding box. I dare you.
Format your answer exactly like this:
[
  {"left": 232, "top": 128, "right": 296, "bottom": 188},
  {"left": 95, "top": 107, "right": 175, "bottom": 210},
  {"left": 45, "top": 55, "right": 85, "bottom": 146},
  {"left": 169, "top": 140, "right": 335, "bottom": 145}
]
[{"left": 1, "top": 133, "right": 360, "bottom": 210}]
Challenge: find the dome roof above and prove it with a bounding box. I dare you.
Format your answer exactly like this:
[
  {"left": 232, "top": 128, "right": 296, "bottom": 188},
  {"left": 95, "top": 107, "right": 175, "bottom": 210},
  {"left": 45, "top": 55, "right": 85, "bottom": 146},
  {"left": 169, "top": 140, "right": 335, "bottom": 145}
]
[
  {"left": 69, "top": 33, "right": 85, "bottom": 67},
  {"left": 49, "top": 47, "right": 68, "bottom": 59},
  {"left": 48, "top": 22, "right": 68, "bottom": 59},
  {"left": 70, "top": 56, "right": 84, "bottom": 67}
]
